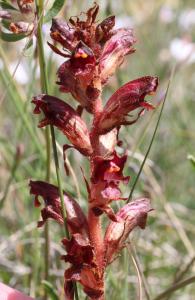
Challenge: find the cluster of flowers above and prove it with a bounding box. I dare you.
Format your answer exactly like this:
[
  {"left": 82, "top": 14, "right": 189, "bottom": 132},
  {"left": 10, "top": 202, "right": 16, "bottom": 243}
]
[
  {"left": 0, "top": 0, "right": 35, "bottom": 34},
  {"left": 29, "top": 3, "right": 158, "bottom": 299}
]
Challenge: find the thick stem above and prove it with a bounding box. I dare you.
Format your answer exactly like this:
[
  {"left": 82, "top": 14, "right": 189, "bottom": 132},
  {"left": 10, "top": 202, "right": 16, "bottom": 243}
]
[
  {"left": 88, "top": 96, "right": 105, "bottom": 296},
  {"left": 88, "top": 208, "right": 104, "bottom": 268}
]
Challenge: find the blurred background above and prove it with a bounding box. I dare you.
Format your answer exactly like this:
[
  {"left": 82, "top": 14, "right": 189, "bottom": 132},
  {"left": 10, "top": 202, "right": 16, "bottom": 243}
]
[{"left": 0, "top": 0, "right": 195, "bottom": 299}]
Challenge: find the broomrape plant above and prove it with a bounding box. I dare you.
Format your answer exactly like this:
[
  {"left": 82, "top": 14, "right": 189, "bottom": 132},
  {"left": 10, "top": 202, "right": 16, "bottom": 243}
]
[{"left": 1, "top": 2, "right": 159, "bottom": 299}]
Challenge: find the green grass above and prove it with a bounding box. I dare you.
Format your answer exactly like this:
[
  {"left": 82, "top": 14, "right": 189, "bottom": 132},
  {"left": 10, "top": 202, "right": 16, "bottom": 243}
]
[{"left": 0, "top": 0, "right": 195, "bottom": 299}]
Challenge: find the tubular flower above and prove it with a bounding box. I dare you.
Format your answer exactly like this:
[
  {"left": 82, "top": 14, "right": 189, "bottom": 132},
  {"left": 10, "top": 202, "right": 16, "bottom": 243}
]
[
  {"left": 0, "top": 0, "right": 35, "bottom": 35},
  {"left": 100, "top": 28, "right": 136, "bottom": 84},
  {"left": 30, "top": 3, "right": 158, "bottom": 300},
  {"left": 32, "top": 94, "right": 93, "bottom": 156},
  {"left": 56, "top": 41, "right": 98, "bottom": 111},
  {"left": 48, "top": 2, "right": 136, "bottom": 112},
  {"left": 96, "top": 76, "right": 158, "bottom": 134},
  {"left": 29, "top": 181, "right": 89, "bottom": 236},
  {"left": 104, "top": 198, "right": 153, "bottom": 264}
]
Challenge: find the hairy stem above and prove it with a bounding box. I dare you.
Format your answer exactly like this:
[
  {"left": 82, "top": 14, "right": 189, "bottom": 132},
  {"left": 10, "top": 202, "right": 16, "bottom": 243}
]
[
  {"left": 88, "top": 96, "right": 104, "bottom": 292},
  {"left": 88, "top": 208, "right": 104, "bottom": 268}
]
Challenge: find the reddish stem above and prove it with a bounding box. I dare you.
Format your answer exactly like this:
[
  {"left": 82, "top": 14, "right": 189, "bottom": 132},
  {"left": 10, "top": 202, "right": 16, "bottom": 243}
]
[
  {"left": 88, "top": 95, "right": 105, "bottom": 292},
  {"left": 88, "top": 207, "right": 104, "bottom": 268}
]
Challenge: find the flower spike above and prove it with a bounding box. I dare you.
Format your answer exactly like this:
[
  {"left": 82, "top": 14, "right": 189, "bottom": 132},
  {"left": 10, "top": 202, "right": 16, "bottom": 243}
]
[{"left": 30, "top": 3, "right": 158, "bottom": 299}]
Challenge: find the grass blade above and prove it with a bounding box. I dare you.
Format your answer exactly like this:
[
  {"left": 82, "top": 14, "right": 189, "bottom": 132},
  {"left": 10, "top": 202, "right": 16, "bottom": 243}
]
[
  {"left": 127, "top": 77, "right": 171, "bottom": 202},
  {"left": 0, "top": 32, "right": 26, "bottom": 42},
  {"left": 153, "top": 275, "right": 195, "bottom": 300},
  {"left": 41, "top": 280, "right": 60, "bottom": 300},
  {"left": 44, "top": 0, "right": 66, "bottom": 23}
]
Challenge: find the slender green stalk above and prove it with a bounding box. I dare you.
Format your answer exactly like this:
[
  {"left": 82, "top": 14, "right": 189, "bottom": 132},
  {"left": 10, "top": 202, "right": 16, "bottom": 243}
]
[
  {"left": 123, "top": 248, "right": 129, "bottom": 299},
  {"left": 127, "top": 243, "right": 142, "bottom": 300},
  {"left": 49, "top": 126, "right": 69, "bottom": 237},
  {"left": 0, "top": 147, "right": 21, "bottom": 209},
  {"left": 36, "top": 0, "right": 69, "bottom": 237},
  {"left": 36, "top": 1, "right": 51, "bottom": 296},
  {"left": 127, "top": 80, "right": 170, "bottom": 202},
  {"left": 153, "top": 275, "right": 195, "bottom": 300},
  {"left": 173, "top": 256, "right": 195, "bottom": 284},
  {"left": 36, "top": 1, "right": 79, "bottom": 299},
  {"left": 127, "top": 241, "right": 151, "bottom": 300}
]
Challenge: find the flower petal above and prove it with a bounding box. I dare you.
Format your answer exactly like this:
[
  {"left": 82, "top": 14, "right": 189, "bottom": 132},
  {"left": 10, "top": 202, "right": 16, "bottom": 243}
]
[
  {"left": 62, "top": 233, "right": 95, "bottom": 266},
  {"left": 9, "top": 21, "right": 34, "bottom": 34},
  {"left": 97, "top": 76, "right": 158, "bottom": 134},
  {"left": 100, "top": 28, "right": 136, "bottom": 84},
  {"left": 92, "top": 151, "right": 129, "bottom": 184},
  {"left": 17, "top": 0, "right": 35, "bottom": 14},
  {"left": 56, "top": 42, "right": 99, "bottom": 112},
  {"left": 0, "top": 10, "right": 11, "bottom": 19},
  {"left": 50, "top": 18, "right": 75, "bottom": 51},
  {"left": 104, "top": 198, "right": 153, "bottom": 264},
  {"left": 64, "top": 280, "right": 74, "bottom": 300},
  {"left": 98, "top": 128, "right": 118, "bottom": 157},
  {"left": 80, "top": 267, "right": 104, "bottom": 299},
  {"left": 37, "top": 206, "right": 63, "bottom": 227},
  {"left": 92, "top": 204, "right": 120, "bottom": 222},
  {"left": 32, "top": 94, "right": 92, "bottom": 156},
  {"left": 90, "top": 152, "right": 130, "bottom": 221},
  {"left": 29, "top": 180, "right": 89, "bottom": 235},
  {"left": 95, "top": 15, "right": 115, "bottom": 43},
  {"left": 65, "top": 266, "right": 104, "bottom": 300}
]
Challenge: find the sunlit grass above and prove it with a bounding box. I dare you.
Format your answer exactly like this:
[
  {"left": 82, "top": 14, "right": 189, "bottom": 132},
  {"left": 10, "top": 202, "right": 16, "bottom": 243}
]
[{"left": 0, "top": 0, "right": 195, "bottom": 299}]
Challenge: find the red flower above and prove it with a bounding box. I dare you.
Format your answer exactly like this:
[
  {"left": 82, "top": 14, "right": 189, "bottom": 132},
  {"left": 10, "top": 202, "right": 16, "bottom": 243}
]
[
  {"left": 104, "top": 198, "right": 153, "bottom": 264},
  {"left": 49, "top": 3, "right": 113, "bottom": 58},
  {"left": 56, "top": 41, "right": 98, "bottom": 111},
  {"left": 100, "top": 28, "right": 136, "bottom": 84},
  {"left": 62, "top": 233, "right": 95, "bottom": 267},
  {"left": 50, "top": 18, "right": 75, "bottom": 52},
  {"left": 29, "top": 180, "right": 89, "bottom": 236},
  {"left": 97, "top": 76, "right": 158, "bottom": 134},
  {"left": 90, "top": 152, "right": 130, "bottom": 221},
  {"left": 65, "top": 266, "right": 104, "bottom": 300},
  {"left": 32, "top": 94, "right": 93, "bottom": 156},
  {"left": 29, "top": 4, "right": 158, "bottom": 299},
  {"left": 92, "top": 151, "right": 129, "bottom": 184},
  {"left": 48, "top": 3, "right": 136, "bottom": 113}
]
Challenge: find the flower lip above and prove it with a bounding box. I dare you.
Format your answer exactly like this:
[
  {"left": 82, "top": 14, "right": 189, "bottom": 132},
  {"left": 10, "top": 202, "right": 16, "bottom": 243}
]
[
  {"left": 100, "top": 27, "right": 136, "bottom": 84},
  {"left": 74, "top": 48, "right": 88, "bottom": 59},
  {"left": 71, "top": 41, "right": 95, "bottom": 66},
  {"left": 69, "top": 2, "right": 99, "bottom": 27},
  {"left": 95, "top": 15, "right": 115, "bottom": 42},
  {"left": 92, "top": 151, "right": 129, "bottom": 184}
]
